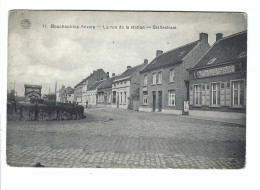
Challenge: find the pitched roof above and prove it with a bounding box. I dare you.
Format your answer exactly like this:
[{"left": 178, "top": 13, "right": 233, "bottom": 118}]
[
  {"left": 74, "top": 69, "right": 106, "bottom": 88},
  {"left": 89, "top": 80, "right": 106, "bottom": 91},
  {"left": 191, "top": 30, "right": 247, "bottom": 70},
  {"left": 114, "top": 64, "right": 145, "bottom": 82},
  {"left": 141, "top": 41, "right": 200, "bottom": 72},
  {"left": 97, "top": 76, "right": 118, "bottom": 92}
]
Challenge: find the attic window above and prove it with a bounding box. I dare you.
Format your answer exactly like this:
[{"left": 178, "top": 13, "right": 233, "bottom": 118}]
[
  {"left": 237, "top": 51, "right": 247, "bottom": 59},
  {"left": 178, "top": 51, "right": 186, "bottom": 56},
  {"left": 207, "top": 57, "right": 217, "bottom": 65}
]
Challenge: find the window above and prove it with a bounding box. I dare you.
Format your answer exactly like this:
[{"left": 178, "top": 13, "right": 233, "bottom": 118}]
[
  {"left": 168, "top": 90, "right": 176, "bottom": 106},
  {"left": 143, "top": 91, "right": 148, "bottom": 105},
  {"left": 170, "top": 69, "right": 174, "bottom": 82},
  {"left": 152, "top": 73, "right": 156, "bottom": 84},
  {"left": 194, "top": 85, "right": 202, "bottom": 105},
  {"left": 124, "top": 92, "right": 127, "bottom": 104},
  {"left": 144, "top": 75, "right": 147, "bottom": 86},
  {"left": 211, "top": 83, "right": 220, "bottom": 105},
  {"left": 120, "top": 92, "right": 123, "bottom": 104},
  {"left": 158, "top": 72, "right": 162, "bottom": 84},
  {"left": 232, "top": 80, "right": 244, "bottom": 106}
]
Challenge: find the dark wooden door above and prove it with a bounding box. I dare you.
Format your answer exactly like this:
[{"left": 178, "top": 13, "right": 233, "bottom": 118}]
[
  {"left": 158, "top": 91, "right": 162, "bottom": 112},
  {"left": 152, "top": 91, "right": 156, "bottom": 111}
]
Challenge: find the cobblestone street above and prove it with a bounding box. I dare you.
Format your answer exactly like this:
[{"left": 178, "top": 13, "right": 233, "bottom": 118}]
[{"left": 6, "top": 107, "right": 246, "bottom": 168}]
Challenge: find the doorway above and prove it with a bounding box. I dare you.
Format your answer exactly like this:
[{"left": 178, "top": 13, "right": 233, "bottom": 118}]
[
  {"left": 152, "top": 91, "right": 156, "bottom": 111},
  {"left": 158, "top": 91, "right": 162, "bottom": 112}
]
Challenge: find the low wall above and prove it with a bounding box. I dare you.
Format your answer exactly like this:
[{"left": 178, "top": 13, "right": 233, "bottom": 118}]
[{"left": 7, "top": 102, "right": 84, "bottom": 121}]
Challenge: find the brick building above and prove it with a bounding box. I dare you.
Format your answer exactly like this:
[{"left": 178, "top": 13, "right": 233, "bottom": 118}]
[
  {"left": 74, "top": 69, "right": 107, "bottom": 105},
  {"left": 188, "top": 31, "right": 247, "bottom": 119},
  {"left": 139, "top": 33, "right": 210, "bottom": 115},
  {"left": 112, "top": 60, "right": 148, "bottom": 110},
  {"left": 97, "top": 73, "right": 117, "bottom": 106}
]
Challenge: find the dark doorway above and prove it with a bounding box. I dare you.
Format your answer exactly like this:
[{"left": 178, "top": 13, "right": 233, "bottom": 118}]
[
  {"left": 158, "top": 91, "right": 162, "bottom": 112},
  {"left": 152, "top": 91, "right": 156, "bottom": 111}
]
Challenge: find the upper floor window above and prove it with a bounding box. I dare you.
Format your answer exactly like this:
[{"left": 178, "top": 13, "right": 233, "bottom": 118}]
[
  {"left": 232, "top": 80, "right": 244, "bottom": 106},
  {"left": 144, "top": 75, "right": 147, "bottom": 86},
  {"left": 158, "top": 72, "right": 162, "bottom": 84},
  {"left": 170, "top": 69, "right": 174, "bottom": 82},
  {"left": 152, "top": 73, "right": 156, "bottom": 85}
]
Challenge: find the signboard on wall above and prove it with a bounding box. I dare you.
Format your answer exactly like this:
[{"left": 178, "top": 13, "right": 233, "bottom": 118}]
[{"left": 194, "top": 64, "right": 236, "bottom": 78}]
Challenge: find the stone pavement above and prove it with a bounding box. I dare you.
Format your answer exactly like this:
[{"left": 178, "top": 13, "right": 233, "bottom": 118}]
[{"left": 6, "top": 107, "right": 246, "bottom": 168}]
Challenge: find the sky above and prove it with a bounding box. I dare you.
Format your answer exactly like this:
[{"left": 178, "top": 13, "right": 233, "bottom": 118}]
[{"left": 8, "top": 11, "right": 247, "bottom": 96}]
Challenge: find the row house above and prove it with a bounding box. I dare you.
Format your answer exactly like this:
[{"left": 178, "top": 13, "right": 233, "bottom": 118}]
[
  {"left": 97, "top": 73, "right": 117, "bottom": 106},
  {"left": 139, "top": 33, "right": 210, "bottom": 115},
  {"left": 74, "top": 69, "right": 107, "bottom": 105},
  {"left": 56, "top": 85, "right": 65, "bottom": 102},
  {"left": 188, "top": 30, "right": 247, "bottom": 119},
  {"left": 83, "top": 79, "right": 107, "bottom": 107},
  {"left": 112, "top": 60, "right": 148, "bottom": 110}
]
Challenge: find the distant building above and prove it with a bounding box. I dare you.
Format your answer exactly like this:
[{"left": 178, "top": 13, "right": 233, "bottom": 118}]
[
  {"left": 83, "top": 79, "right": 107, "bottom": 106},
  {"left": 188, "top": 31, "right": 247, "bottom": 119},
  {"left": 66, "top": 89, "right": 74, "bottom": 103},
  {"left": 74, "top": 69, "right": 107, "bottom": 105},
  {"left": 56, "top": 85, "right": 66, "bottom": 102},
  {"left": 139, "top": 33, "right": 210, "bottom": 114},
  {"left": 112, "top": 60, "right": 148, "bottom": 110},
  {"left": 97, "top": 73, "right": 117, "bottom": 106},
  {"left": 24, "top": 84, "right": 42, "bottom": 101}
]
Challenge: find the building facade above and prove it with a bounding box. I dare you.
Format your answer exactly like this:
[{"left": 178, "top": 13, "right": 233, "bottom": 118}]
[
  {"left": 139, "top": 33, "right": 210, "bottom": 115},
  {"left": 112, "top": 60, "right": 148, "bottom": 110},
  {"left": 188, "top": 31, "right": 247, "bottom": 119},
  {"left": 97, "top": 73, "right": 117, "bottom": 106},
  {"left": 24, "top": 84, "right": 42, "bottom": 101},
  {"left": 74, "top": 69, "right": 107, "bottom": 105}
]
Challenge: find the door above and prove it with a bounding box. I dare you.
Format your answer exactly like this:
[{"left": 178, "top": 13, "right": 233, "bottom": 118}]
[
  {"left": 117, "top": 93, "right": 119, "bottom": 108},
  {"left": 152, "top": 91, "right": 156, "bottom": 111},
  {"left": 158, "top": 91, "right": 162, "bottom": 112}
]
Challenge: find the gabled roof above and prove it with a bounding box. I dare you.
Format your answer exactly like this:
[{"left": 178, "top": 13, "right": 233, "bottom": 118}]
[
  {"left": 114, "top": 63, "right": 145, "bottom": 82},
  {"left": 141, "top": 41, "right": 200, "bottom": 72},
  {"left": 191, "top": 30, "right": 247, "bottom": 70},
  {"left": 89, "top": 80, "right": 106, "bottom": 91},
  {"left": 97, "top": 76, "right": 118, "bottom": 92}
]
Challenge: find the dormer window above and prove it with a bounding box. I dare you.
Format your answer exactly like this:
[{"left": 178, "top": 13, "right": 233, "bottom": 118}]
[{"left": 207, "top": 57, "right": 217, "bottom": 65}]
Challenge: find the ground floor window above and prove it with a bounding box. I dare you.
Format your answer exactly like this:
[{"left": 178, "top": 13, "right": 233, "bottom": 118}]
[
  {"left": 120, "top": 92, "right": 123, "bottom": 104},
  {"left": 232, "top": 80, "right": 244, "bottom": 106},
  {"left": 168, "top": 90, "right": 175, "bottom": 106},
  {"left": 211, "top": 83, "right": 220, "bottom": 106},
  {"left": 194, "top": 85, "right": 202, "bottom": 105},
  {"left": 143, "top": 91, "right": 148, "bottom": 105},
  {"left": 124, "top": 92, "right": 127, "bottom": 104}
]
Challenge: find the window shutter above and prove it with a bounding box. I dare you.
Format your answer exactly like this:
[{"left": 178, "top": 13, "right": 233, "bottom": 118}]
[
  {"left": 225, "top": 82, "right": 231, "bottom": 106},
  {"left": 220, "top": 82, "right": 226, "bottom": 106},
  {"left": 189, "top": 85, "right": 193, "bottom": 105},
  {"left": 205, "top": 84, "right": 210, "bottom": 106}
]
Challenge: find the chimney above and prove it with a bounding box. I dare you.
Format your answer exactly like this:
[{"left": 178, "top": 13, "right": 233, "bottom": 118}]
[
  {"left": 144, "top": 59, "right": 148, "bottom": 65},
  {"left": 199, "top": 33, "right": 208, "bottom": 43},
  {"left": 127, "top": 66, "right": 131, "bottom": 70},
  {"left": 112, "top": 73, "right": 115, "bottom": 77},
  {"left": 216, "top": 33, "right": 223, "bottom": 42},
  {"left": 156, "top": 50, "right": 163, "bottom": 57},
  {"left": 106, "top": 72, "right": 110, "bottom": 79}
]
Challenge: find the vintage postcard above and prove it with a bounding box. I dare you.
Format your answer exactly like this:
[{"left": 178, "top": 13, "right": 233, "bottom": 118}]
[{"left": 7, "top": 10, "right": 247, "bottom": 168}]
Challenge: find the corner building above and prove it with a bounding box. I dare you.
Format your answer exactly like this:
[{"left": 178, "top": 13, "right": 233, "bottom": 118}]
[{"left": 139, "top": 33, "right": 210, "bottom": 115}]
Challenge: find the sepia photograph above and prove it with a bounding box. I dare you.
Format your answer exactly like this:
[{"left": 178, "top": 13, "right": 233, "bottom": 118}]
[{"left": 6, "top": 10, "right": 247, "bottom": 169}]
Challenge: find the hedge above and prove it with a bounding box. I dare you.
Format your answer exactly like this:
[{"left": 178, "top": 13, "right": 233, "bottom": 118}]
[{"left": 7, "top": 102, "right": 84, "bottom": 121}]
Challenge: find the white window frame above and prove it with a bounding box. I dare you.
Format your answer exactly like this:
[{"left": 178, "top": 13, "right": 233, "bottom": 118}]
[
  {"left": 194, "top": 84, "right": 202, "bottom": 105},
  {"left": 170, "top": 69, "right": 175, "bottom": 82},
  {"left": 152, "top": 73, "right": 156, "bottom": 85},
  {"left": 143, "top": 91, "right": 148, "bottom": 105},
  {"left": 231, "top": 80, "right": 244, "bottom": 106},
  {"left": 211, "top": 82, "right": 220, "bottom": 106},
  {"left": 168, "top": 90, "right": 176, "bottom": 106},
  {"left": 158, "top": 71, "right": 162, "bottom": 84},
  {"left": 144, "top": 75, "right": 147, "bottom": 86}
]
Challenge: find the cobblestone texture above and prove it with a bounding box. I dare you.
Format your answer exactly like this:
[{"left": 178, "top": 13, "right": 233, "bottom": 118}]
[{"left": 6, "top": 107, "right": 246, "bottom": 168}]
